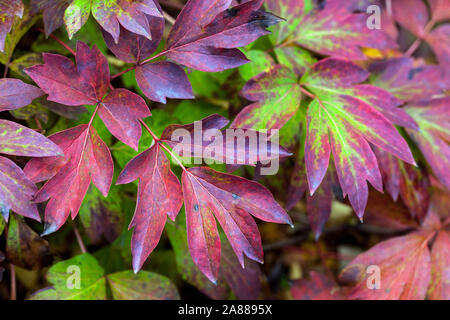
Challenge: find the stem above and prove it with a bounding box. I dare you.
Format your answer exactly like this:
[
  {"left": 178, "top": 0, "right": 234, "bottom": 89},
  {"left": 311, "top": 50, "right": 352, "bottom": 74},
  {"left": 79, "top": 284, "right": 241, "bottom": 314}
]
[
  {"left": 405, "top": 19, "right": 436, "bottom": 57},
  {"left": 160, "top": 143, "right": 188, "bottom": 172},
  {"left": 111, "top": 65, "right": 136, "bottom": 80},
  {"left": 2, "top": 63, "right": 8, "bottom": 78},
  {"left": 385, "top": 0, "right": 392, "bottom": 16},
  {"left": 162, "top": 10, "right": 176, "bottom": 25},
  {"left": 159, "top": 0, "right": 184, "bottom": 10},
  {"left": 139, "top": 118, "right": 159, "bottom": 142},
  {"left": 36, "top": 28, "right": 76, "bottom": 56},
  {"left": 139, "top": 119, "right": 188, "bottom": 172},
  {"left": 72, "top": 222, "right": 87, "bottom": 254},
  {"left": 10, "top": 264, "right": 16, "bottom": 300},
  {"left": 299, "top": 86, "right": 316, "bottom": 100}
]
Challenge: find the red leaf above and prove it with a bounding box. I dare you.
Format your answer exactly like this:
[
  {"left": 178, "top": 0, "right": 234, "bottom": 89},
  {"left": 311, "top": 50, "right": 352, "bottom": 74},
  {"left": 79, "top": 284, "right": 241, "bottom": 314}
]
[
  {"left": 369, "top": 58, "right": 446, "bottom": 102},
  {"left": 92, "top": 0, "right": 162, "bottom": 43},
  {"left": 0, "top": 119, "right": 63, "bottom": 157},
  {"left": 373, "top": 147, "right": 430, "bottom": 221},
  {"left": 25, "top": 42, "right": 109, "bottom": 106},
  {"left": 161, "top": 114, "right": 291, "bottom": 165},
  {"left": 102, "top": 7, "right": 164, "bottom": 64},
  {"left": 339, "top": 231, "right": 434, "bottom": 300},
  {"left": 392, "top": 0, "right": 428, "bottom": 38},
  {"left": 98, "top": 88, "right": 151, "bottom": 150},
  {"left": 429, "top": 0, "right": 450, "bottom": 22},
  {"left": 428, "top": 231, "right": 450, "bottom": 300},
  {"left": 405, "top": 98, "right": 450, "bottom": 190},
  {"left": 182, "top": 166, "right": 292, "bottom": 282},
  {"left": 291, "top": 272, "right": 345, "bottom": 300},
  {"left": 0, "top": 79, "right": 44, "bottom": 112},
  {"left": 165, "top": 0, "right": 281, "bottom": 72},
  {"left": 0, "top": 156, "right": 39, "bottom": 222},
  {"left": 117, "top": 144, "right": 183, "bottom": 272},
  {"left": 31, "top": 0, "right": 70, "bottom": 37},
  {"left": 135, "top": 61, "right": 194, "bottom": 104},
  {"left": 30, "top": 125, "right": 113, "bottom": 235}
]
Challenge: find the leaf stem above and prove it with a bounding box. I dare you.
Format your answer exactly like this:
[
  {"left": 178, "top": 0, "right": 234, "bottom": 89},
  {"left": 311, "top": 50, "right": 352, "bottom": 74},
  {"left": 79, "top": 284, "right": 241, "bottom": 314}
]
[
  {"left": 162, "top": 10, "right": 176, "bottom": 25},
  {"left": 405, "top": 19, "right": 436, "bottom": 57},
  {"left": 36, "top": 28, "right": 76, "bottom": 56},
  {"left": 111, "top": 50, "right": 169, "bottom": 80},
  {"left": 139, "top": 118, "right": 159, "bottom": 142},
  {"left": 2, "top": 63, "right": 8, "bottom": 78},
  {"left": 72, "top": 222, "right": 87, "bottom": 254},
  {"left": 299, "top": 85, "right": 316, "bottom": 100},
  {"left": 160, "top": 142, "right": 188, "bottom": 172},
  {"left": 139, "top": 119, "right": 187, "bottom": 172},
  {"left": 10, "top": 264, "right": 16, "bottom": 300}
]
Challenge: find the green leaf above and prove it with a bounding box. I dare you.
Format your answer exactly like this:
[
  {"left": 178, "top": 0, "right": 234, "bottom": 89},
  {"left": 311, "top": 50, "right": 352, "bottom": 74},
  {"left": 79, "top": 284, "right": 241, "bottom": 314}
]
[
  {"left": 79, "top": 184, "right": 124, "bottom": 245},
  {"left": 232, "top": 65, "right": 302, "bottom": 131},
  {"left": 30, "top": 254, "right": 107, "bottom": 300},
  {"left": 64, "top": 0, "right": 92, "bottom": 39},
  {"left": 239, "top": 50, "right": 274, "bottom": 82},
  {"left": 107, "top": 270, "right": 180, "bottom": 300},
  {"left": 6, "top": 213, "right": 52, "bottom": 270},
  {"left": 0, "top": 7, "right": 40, "bottom": 65}
]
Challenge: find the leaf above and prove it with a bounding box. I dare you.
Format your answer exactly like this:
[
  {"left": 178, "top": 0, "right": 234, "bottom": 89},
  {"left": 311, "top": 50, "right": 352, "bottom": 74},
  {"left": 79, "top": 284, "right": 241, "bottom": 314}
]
[
  {"left": 135, "top": 61, "right": 194, "bottom": 104},
  {"left": 369, "top": 58, "right": 446, "bottom": 102},
  {"left": 374, "top": 147, "right": 430, "bottom": 221},
  {"left": 0, "top": 156, "right": 40, "bottom": 221},
  {"left": 364, "top": 191, "right": 420, "bottom": 231},
  {"left": 287, "top": 157, "right": 336, "bottom": 239},
  {"left": 166, "top": 221, "right": 261, "bottom": 300},
  {"left": 165, "top": 0, "right": 282, "bottom": 72},
  {"left": 25, "top": 42, "right": 109, "bottom": 106},
  {"left": 98, "top": 88, "right": 151, "bottom": 150},
  {"left": 301, "top": 58, "right": 415, "bottom": 219},
  {"left": 117, "top": 144, "right": 183, "bottom": 272},
  {"left": 26, "top": 125, "right": 114, "bottom": 235},
  {"left": 0, "top": 215, "right": 5, "bottom": 236},
  {"left": 0, "top": 5, "right": 40, "bottom": 66},
  {"left": 166, "top": 222, "right": 230, "bottom": 299},
  {"left": 429, "top": 0, "right": 450, "bottom": 22},
  {"left": 161, "top": 114, "right": 291, "bottom": 166},
  {"left": 425, "top": 25, "right": 450, "bottom": 66},
  {"left": 266, "top": 0, "right": 310, "bottom": 45},
  {"left": 232, "top": 65, "right": 302, "bottom": 131},
  {"left": 26, "top": 41, "right": 151, "bottom": 149},
  {"left": 219, "top": 234, "right": 262, "bottom": 300},
  {"left": 107, "top": 270, "right": 180, "bottom": 300},
  {"left": 428, "top": 231, "right": 450, "bottom": 300},
  {"left": 102, "top": 6, "right": 164, "bottom": 63},
  {"left": 78, "top": 184, "right": 124, "bottom": 245},
  {"left": 182, "top": 166, "right": 292, "bottom": 282},
  {"left": 31, "top": 0, "right": 71, "bottom": 37},
  {"left": 0, "top": 0, "right": 23, "bottom": 52},
  {"left": 392, "top": 0, "right": 428, "bottom": 38},
  {"left": 30, "top": 253, "right": 107, "bottom": 300},
  {"left": 274, "top": 46, "right": 317, "bottom": 76},
  {"left": 0, "top": 78, "right": 43, "bottom": 112},
  {"left": 339, "top": 231, "right": 433, "bottom": 300},
  {"left": 0, "top": 119, "right": 62, "bottom": 157},
  {"left": 64, "top": 0, "right": 92, "bottom": 39},
  {"left": 6, "top": 213, "right": 52, "bottom": 270},
  {"left": 287, "top": 0, "right": 396, "bottom": 60},
  {"left": 91, "top": 0, "right": 162, "bottom": 43},
  {"left": 238, "top": 50, "right": 274, "bottom": 82},
  {"left": 291, "top": 272, "right": 344, "bottom": 300},
  {"left": 405, "top": 98, "right": 450, "bottom": 190}
]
